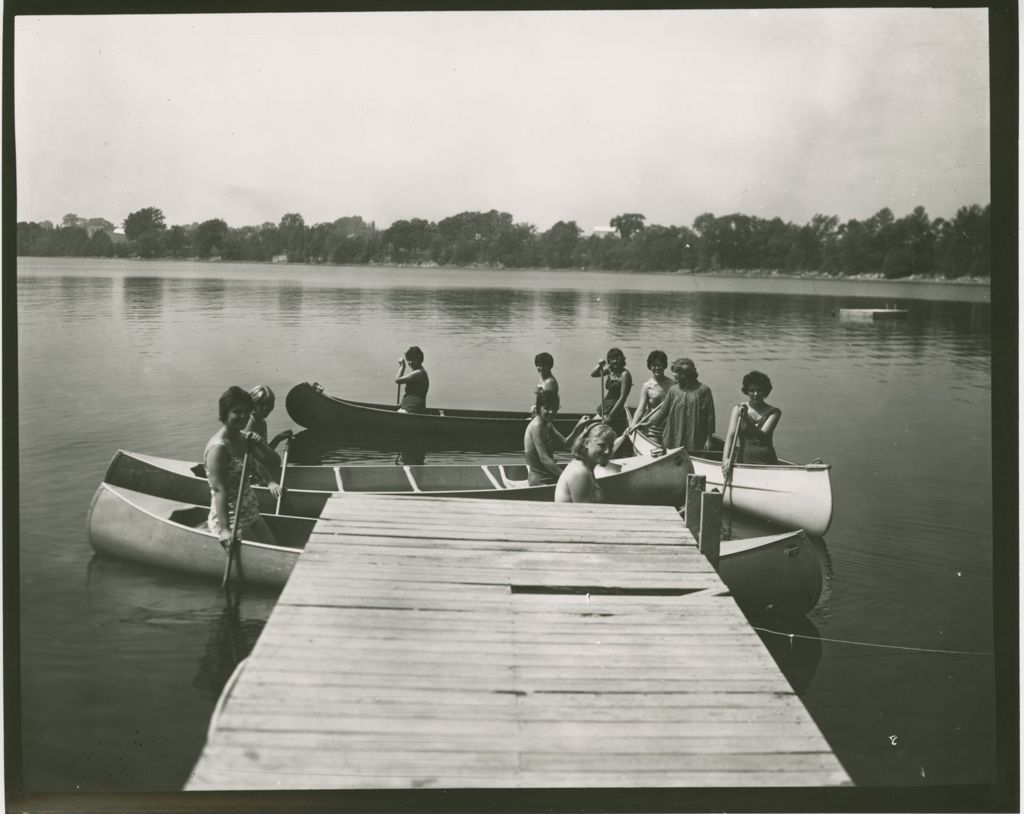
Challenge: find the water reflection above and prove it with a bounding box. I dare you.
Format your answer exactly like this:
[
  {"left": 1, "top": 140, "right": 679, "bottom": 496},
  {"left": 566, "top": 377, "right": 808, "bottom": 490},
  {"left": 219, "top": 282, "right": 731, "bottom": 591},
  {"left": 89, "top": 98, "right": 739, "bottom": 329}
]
[
  {"left": 84, "top": 555, "right": 276, "bottom": 702},
  {"left": 192, "top": 589, "right": 271, "bottom": 701},
  {"left": 301, "top": 285, "right": 369, "bottom": 320},
  {"left": 186, "top": 278, "right": 227, "bottom": 312},
  {"left": 276, "top": 284, "right": 305, "bottom": 326},
  {"left": 538, "top": 289, "right": 584, "bottom": 322},
  {"left": 122, "top": 276, "right": 164, "bottom": 321},
  {"left": 752, "top": 614, "right": 823, "bottom": 695}
]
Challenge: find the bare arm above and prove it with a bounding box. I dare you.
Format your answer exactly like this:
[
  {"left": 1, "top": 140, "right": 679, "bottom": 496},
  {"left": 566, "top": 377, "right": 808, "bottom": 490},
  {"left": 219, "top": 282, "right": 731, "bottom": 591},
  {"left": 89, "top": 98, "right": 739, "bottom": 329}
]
[
  {"left": 741, "top": 407, "right": 781, "bottom": 443},
  {"left": 526, "top": 419, "right": 562, "bottom": 480},
  {"left": 589, "top": 359, "right": 605, "bottom": 378},
  {"left": 721, "top": 405, "right": 743, "bottom": 475},
  {"left": 206, "top": 444, "right": 233, "bottom": 543},
  {"left": 242, "top": 430, "right": 281, "bottom": 472},
  {"left": 395, "top": 367, "right": 425, "bottom": 386},
  {"left": 631, "top": 384, "right": 651, "bottom": 429}
]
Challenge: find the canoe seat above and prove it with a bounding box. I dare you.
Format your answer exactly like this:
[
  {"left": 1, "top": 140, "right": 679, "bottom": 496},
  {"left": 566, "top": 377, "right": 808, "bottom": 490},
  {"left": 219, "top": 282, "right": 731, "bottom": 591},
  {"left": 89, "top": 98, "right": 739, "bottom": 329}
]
[
  {"left": 169, "top": 506, "right": 211, "bottom": 528},
  {"left": 338, "top": 466, "right": 417, "bottom": 492},
  {"left": 410, "top": 465, "right": 495, "bottom": 492}
]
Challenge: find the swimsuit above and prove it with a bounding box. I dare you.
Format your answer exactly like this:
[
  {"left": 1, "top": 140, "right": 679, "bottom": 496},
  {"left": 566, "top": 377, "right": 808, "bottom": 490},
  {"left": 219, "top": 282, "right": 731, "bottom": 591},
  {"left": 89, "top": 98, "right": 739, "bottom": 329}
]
[
  {"left": 599, "top": 373, "right": 628, "bottom": 433},
  {"left": 737, "top": 407, "right": 780, "bottom": 465},
  {"left": 524, "top": 421, "right": 560, "bottom": 486},
  {"left": 642, "top": 378, "right": 669, "bottom": 442},
  {"left": 204, "top": 439, "right": 261, "bottom": 536},
  {"left": 400, "top": 369, "right": 429, "bottom": 413}
]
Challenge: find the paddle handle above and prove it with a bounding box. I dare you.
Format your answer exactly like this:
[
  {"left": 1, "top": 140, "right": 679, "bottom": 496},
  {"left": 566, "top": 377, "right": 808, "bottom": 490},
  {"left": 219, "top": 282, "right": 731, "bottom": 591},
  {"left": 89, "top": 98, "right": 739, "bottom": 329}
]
[
  {"left": 723, "top": 405, "right": 745, "bottom": 489},
  {"left": 598, "top": 362, "right": 606, "bottom": 419},
  {"left": 274, "top": 438, "right": 290, "bottom": 516},
  {"left": 222, "top": 448, "right": 250, "bottom": 588}
]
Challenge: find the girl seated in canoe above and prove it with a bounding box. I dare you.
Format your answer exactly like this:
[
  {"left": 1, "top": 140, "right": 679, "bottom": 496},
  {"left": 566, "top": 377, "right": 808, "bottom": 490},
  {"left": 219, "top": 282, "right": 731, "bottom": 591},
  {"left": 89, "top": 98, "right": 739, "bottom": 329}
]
[
  {"left": 628, "top": 350, "right": 671, "bottom": 442},
  {"left": 524, "top": 390, "right": 590, "bottom": 486},
  {"left": 205, "top": 386, "right": 281, "bottom": 549},
  {"left": 555, "top": 422, "right": 619, "bottom": 503},
  {"left": 245, "top": 385, "right": 293, "bottom": 450},
  {"left": 721, "top": 371, "right": 781, "bottom": 477},
  {"left": 245, "top": 385, "right": 292, "bottom": 499},
  {"left": 590, "top": 348, "right": 632, "bottom": 434},
  {"left": 396, "top": 345, "right": 429, "bottom": 414}
]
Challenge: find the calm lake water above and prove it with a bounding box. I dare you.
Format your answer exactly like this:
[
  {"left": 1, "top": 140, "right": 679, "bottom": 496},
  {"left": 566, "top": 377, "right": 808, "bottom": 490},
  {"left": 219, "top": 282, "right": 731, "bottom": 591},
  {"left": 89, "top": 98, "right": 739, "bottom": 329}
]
[{"left": 13, "top": 256, "right": 997, "bottom": 793}]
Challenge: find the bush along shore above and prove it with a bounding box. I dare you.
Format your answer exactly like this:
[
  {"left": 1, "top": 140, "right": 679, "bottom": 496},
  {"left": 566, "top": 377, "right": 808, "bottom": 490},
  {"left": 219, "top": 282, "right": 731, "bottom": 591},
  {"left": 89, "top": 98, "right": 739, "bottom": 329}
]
[{"left": 18, "top": 203, "right": 991, "bottom": 281}]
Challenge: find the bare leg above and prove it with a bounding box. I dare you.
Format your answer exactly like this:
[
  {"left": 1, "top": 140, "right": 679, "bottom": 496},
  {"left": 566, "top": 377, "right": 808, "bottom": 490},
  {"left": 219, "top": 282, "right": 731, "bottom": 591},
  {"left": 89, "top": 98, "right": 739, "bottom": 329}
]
[{"left": 244, "top": 516, "right": 278, "bottom": 545}]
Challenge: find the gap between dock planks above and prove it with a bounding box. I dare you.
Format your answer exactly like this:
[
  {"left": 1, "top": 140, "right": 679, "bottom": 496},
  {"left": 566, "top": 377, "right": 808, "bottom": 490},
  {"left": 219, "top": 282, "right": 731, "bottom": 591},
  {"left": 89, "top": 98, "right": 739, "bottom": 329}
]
[{"left": 186, "top": 493, "right": 850, "bottom": 790}]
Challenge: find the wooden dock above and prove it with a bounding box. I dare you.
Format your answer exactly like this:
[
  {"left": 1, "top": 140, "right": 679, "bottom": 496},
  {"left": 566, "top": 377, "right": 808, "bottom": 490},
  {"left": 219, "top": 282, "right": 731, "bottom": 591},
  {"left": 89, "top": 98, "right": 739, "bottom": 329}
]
[{"left": 186, "top": 494, "right": 850, "bottom": 789}]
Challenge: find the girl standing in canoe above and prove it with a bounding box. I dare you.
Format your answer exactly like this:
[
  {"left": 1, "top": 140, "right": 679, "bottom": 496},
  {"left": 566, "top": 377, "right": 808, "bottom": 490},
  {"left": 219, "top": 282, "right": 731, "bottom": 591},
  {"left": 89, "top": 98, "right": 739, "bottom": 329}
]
[
  {"left": 395, "top": 346, "right": 429, "bottom": 413},
  {"left": 590, "top": 348, "right": 632, "bottom": 434},
  {"left": 721, "top": 371, "right": 781, "bottom": 476},
  {"left": 524, "top": 390, "right": 590, "bottom": 486},
  {"left": 534, "top": 352, "right": 559, "bottom": 398},
  {"left": 628, "top": 350, "right": 672, "bottom": 442},
  {"left": 555, "top": 422, "right": 619, "bottom": 503},
  {"left": 205, "top": 386, "right": 281, "bottom": 549}
]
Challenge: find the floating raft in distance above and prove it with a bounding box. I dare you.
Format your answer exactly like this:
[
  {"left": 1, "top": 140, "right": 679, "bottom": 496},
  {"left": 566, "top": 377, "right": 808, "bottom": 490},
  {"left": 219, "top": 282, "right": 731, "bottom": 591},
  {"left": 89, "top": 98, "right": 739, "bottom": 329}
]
[{"left": 836, "top": 307, "right": 908, "bottom": 320}]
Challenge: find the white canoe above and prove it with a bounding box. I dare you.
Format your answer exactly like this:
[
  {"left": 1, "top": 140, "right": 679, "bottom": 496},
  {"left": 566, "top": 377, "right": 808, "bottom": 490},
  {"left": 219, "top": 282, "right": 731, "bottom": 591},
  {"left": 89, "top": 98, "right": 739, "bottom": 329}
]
[
  {"left": 87, "top": 483, "right": 822, "bottom": 615},
  {"left": 628, "top": 427, "right": 833, "bottom": 537}
]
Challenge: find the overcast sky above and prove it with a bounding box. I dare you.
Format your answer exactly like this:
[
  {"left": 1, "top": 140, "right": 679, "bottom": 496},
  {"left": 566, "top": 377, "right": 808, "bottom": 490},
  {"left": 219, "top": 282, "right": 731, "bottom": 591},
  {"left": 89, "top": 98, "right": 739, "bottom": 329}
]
[{"left": 15, "top": 9, "right": 990, "bottom": 232}]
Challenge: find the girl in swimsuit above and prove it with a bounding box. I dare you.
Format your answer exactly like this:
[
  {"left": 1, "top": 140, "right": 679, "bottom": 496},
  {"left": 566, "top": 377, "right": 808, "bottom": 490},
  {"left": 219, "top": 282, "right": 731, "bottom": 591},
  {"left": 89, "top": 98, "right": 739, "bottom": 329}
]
[
  {"left": 555, "top": 422, "right": 619, "bottom": 503},
  {"left": 205, "top": 386, "right": 281, "bottom": 549},
  {"left": 524, "top": 390, "right": 590, "bottom": 486},
  {"left": 721, "top": 371, "right": 782, "bottom": 477},
  {"left": 590, "top": 347, "right": 632, "bottom": 434},
  {"left": 246, "top": 385, "right": 293, "bottom": 450},
  {"left": 245, "top": 384, "right": 293, "bottom": 500},
  {"left": 396, "top": 345, "right": 429, "bottom": 413},
  {"left": 629, "top": 350, "right": 672, "bottom": 442}
]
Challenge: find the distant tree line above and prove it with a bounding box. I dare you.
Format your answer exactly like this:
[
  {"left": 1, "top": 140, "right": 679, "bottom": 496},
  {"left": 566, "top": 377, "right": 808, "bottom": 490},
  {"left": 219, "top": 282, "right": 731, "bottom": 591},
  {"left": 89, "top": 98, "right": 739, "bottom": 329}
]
[{"left": 16, "top": 203, "right": 991, "bottom": 279}]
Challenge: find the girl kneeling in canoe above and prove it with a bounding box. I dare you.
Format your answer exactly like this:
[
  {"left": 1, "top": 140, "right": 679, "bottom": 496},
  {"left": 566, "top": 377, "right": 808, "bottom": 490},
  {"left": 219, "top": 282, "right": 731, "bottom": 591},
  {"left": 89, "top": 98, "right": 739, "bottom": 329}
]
[
  {"left": 524, "top": 390, "right": 590, "bottom": 486},
  {"left": 205, "top": 386, "right": 281, "bottom": 549},
  {"left": 555, "top": 422, "right": 619, "bottom": 503}
]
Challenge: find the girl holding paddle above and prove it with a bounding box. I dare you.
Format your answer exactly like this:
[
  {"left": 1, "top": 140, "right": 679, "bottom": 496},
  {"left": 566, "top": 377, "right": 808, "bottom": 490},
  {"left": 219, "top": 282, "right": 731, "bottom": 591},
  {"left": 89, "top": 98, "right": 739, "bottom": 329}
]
[
  {"left": 590, "top": 348, "right": 632, "bottom": 434},
  {"left": 205, "top": 386, "right": 280, "bottom": 550},
  {"left": 395, "top": 345, "right": 429, "bottom": 414},
  {"left": 721, "top": 371, "right": 782, "bottom": 476}
]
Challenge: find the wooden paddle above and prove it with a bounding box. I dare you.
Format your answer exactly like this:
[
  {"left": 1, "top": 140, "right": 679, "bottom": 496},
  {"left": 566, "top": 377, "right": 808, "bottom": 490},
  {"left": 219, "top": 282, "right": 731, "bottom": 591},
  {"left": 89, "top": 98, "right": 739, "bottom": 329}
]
[
  {"left": 612, "top": 406, "right": 648, "bottom": 455},
  {"left": 221, "top": 447, "right": 250, "bottom": 589},
  {"left": 722, "top": 404, "right": 746, "bottom": 537},
  {"left": 598, "top": 360, "right": 606, "bottom": 419},
  {"left": 274, "top": 434, "right": 291, "bottom": 516},
  {"left": 396, "top": 359, "right": 404, "bottom": 406}
]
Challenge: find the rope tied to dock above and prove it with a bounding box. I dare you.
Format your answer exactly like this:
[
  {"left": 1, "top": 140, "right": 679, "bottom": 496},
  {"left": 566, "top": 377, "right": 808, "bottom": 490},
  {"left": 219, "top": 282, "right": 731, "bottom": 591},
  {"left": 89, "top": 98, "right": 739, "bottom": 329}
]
[{"left": 752, "top": 626, "right": 994, "bottom": 656}]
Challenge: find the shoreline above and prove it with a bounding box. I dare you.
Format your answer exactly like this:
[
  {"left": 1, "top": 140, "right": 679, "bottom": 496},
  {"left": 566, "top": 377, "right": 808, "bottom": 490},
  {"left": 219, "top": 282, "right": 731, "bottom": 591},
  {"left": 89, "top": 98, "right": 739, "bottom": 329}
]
[{"left": 16, "top": 254, "right": 991, "bottom": 287}]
